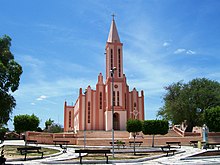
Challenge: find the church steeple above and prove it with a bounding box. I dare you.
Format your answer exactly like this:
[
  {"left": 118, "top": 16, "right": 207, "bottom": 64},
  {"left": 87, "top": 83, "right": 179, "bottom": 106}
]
[
  {"left": 107, "top": 15, "right": 120, "bottom": 43},
  {"left": 105, "top": 16, "right": 123, "bottom": 79}
]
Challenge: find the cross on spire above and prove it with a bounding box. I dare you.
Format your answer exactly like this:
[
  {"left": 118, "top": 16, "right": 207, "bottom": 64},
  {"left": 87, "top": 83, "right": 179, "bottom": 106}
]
[{"left": 111, "top": 13, "right": 115, "bottom": 20}]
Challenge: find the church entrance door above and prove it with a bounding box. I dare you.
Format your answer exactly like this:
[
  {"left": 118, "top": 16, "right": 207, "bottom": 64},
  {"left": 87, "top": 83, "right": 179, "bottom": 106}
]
[{"left": 113, "top": 113, "right": 120, "bottom": 130}]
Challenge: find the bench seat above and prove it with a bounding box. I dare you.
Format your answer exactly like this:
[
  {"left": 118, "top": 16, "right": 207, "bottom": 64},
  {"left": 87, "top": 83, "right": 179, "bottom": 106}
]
[
  {"left": 109, "top": 141, "right": 125, "bottom": 148},
  {"left": 75, "top": 149, "right": 111, "bottom": 164},
  {"left": 206, "top": 142, "right": 220, "bottom": 150},
  {"left": 129, "top": 141, "right": 143, "bottom": 147},
  {"left": 161, "top": 145, "right": 177, "bottom": 156},
  {"left": 166, "top": 141, "right": 181, "bottom": 148},
  {"left": 17, "top": 146, "right": 43, "bottom": 160}
]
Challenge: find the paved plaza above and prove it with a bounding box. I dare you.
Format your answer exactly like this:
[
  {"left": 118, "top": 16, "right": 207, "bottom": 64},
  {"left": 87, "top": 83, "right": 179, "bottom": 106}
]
[{"left": 2, "top": 140, "right": 220, "bottom": 165}]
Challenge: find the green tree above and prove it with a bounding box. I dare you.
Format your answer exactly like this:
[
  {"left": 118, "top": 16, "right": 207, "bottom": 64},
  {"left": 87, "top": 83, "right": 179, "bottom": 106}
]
[
  {"left": 204, "top": 106, "right": 220, "bottom": 132},
  {"left": 126, "top": 119, "right": 143, "bottom": 155},
  {"left": 142, "top": 120, "right": 169, "bottom": 147},
  {"left": 0, "top": 127, "right": 8, "bottom": 141},
  {"left": 0, "top": 35, "right": 22, "bottom": 126},
  {"left": 47, "top": 123, "right": 63, "bottom": 133},
  {"left": 157, "top": 78, "right": 220, "bottom": 132},
  {"left": 45, "top": 118, "right": 54, "bottom": 130},
  {"left": 14, "top": 114, "right": 40, "bottom": 133}
]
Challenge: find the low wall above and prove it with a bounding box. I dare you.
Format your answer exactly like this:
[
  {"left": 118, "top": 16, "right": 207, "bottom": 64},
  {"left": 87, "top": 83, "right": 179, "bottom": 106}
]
[
  {"left": 173, "top": 126, "right": 201, "bottom": 137},
  {"left": 26, "top": 131, "right": 77, "bottom": 144}
]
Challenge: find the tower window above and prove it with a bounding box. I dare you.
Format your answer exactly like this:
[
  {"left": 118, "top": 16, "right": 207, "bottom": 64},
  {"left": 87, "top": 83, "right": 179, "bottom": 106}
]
[
  {"left": 113, "top": 91, "right": 115, "bottom": 106},
  {"left": 118, "top": 49, "right": 121, "bottom": 77},
  {"left": 117, "top": 91, "right": 120, "bottom": 106},
  {"left": 69, "top": 111, "right": 71, "bottom": 127},
  {"left": 88, "top": 102, "right": 91, "bottom": 123},
  {"left": 100, "top": 92, "right": 102, "bottom": 109},
  {"left": 125, "top": 93, "right": 126, "bottom": 109}
]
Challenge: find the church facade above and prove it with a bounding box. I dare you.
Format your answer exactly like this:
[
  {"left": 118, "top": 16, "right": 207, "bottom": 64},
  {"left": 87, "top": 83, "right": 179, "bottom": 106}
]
[{"left": 64, "top": 18, "right": 145, "bottom": 132}]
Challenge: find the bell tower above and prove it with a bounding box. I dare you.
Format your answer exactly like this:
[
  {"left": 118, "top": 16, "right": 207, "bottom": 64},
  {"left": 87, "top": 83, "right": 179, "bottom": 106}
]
[
  {"left": 105, "top": 16, "right": 128, "bottom": 131},
  {"left": 105, "top": 16, "right": 123, "bottom": 80}
]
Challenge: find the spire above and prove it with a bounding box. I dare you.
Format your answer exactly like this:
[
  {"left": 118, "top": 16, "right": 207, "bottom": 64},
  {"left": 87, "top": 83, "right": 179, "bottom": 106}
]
[{"left": 107, "top": 15, "right": 120, "bottom": 43}]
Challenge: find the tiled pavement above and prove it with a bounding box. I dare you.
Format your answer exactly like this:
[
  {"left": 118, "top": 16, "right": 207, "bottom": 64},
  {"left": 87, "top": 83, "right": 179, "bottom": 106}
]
[{"left": 2, "top": 140, "right": 220, "bottom": 165}]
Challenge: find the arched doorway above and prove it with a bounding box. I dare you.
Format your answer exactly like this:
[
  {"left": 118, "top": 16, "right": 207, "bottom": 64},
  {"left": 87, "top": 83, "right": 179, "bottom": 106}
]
[{"left": 113, "top": 113, "right": 120, "bottom": 130}]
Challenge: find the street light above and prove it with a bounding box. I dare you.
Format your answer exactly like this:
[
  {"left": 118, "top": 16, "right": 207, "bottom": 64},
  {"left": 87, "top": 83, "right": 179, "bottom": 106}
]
[
  {"left": 84, "top": 89, "right": 87, "bottom": 148},
  {"left": 110, "top": 66, "right": 116, "bottom": 158}
]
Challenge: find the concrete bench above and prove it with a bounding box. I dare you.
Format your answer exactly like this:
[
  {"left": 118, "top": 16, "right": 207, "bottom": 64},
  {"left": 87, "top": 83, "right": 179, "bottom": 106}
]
[
  {"left": 75, "top": 149, "right": 111, "bottom": 164},
  {"left": 17, "top": 146, "right": 43, "bottom": 160},
  {"left": 189, "top": 140, "right": 198, "bottom": 147},
  {"left": 53, "top": 140, "right": 69, "bottom": 153},
  {"left": 109, "top": 141, "right": 125, "bottom": 148},
  {"left": 161, "top": 145, "right": 177, "bottom": 156},
  {"left": 166, "top": 141, "right": 181, "bottom": 148},
  {"left": 206, "top": 142, "right": 220, "bottom": 150},
  {"left": 129, "top": 141, "right": 143, "bottom": 147}
]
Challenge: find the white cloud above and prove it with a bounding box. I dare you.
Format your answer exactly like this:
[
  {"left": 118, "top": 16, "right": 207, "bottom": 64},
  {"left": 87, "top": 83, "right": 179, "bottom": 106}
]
[
  {"left": 163, "top": 42, "right": 170, "bottom": 47},
  {"left": 186, "top": 50, "right": 196, "bottom": 55},
  {"left": 36, "top": 95, "right": 47, "bottom": 101},
  {"left": 31, "top": 102, "right": 36, "bottom": 105},
  {"left": 174, "top": 48, "right": 186, "bottom": 54},
  {"left": 174, "top": 49, "right": 196, "bottom": 55}
]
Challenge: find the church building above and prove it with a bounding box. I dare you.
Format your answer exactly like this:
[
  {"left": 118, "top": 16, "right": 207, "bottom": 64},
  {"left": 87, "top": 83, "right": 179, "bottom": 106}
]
[{"left": 64, "top": 17, "right": 145, "bottom": 132}]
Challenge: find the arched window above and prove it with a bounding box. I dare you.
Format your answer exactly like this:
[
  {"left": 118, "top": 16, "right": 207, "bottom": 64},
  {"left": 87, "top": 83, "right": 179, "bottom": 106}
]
[
  {"left": 125, "top": 93, "right": 127, "bottom": 109},
  {"left": 69, "top": 111, "right": 71, "bottom": 127},
  {"left": 111, "top": 49, "right": 113, "bottom": 69},
  {"left": 88, "top": 102, "right": 91, "bottom": 123},
  {"left": 117, "top": 91, "right": 120, "bottom": 106},
  {"left": 113, "top": 91, "right": 115, "bottom": 106},
  {"left": 118, "top": 49, "right": 121, "bottom": 77},
  {"left": 100, "top": 92, "right": 102, "bottom": 109}
]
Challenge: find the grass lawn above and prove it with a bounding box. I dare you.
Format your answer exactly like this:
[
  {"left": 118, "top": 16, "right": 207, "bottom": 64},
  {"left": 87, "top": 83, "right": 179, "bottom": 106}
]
[{"left": 3, "top": 145, "right": 59, "bottom": 159}]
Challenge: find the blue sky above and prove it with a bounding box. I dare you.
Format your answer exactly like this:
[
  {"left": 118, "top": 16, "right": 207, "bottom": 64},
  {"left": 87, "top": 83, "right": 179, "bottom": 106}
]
[{"left": 1, "top": 0, "right": 220, "bottom": 130}]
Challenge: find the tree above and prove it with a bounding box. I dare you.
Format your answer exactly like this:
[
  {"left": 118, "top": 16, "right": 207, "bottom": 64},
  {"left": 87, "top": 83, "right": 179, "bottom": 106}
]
[
  {"left": 47, "top": 123, "right": 63, "bottom": 133},
  {"left": 157, "top": 78, "right": 220, "bottom": 132},
  {"left": 0, "top": 35, "right": 22, "bottom": 126},
  {"left": 126, "top": 119, "right": 143, "bottom": 155},
  {"left": 204, "top": 106, "right": 220, "bottom": 132},
  {"left": 45, "top": 118, "right": 54, "bottom": 130},
  {"left": 0, "top": 127, "right": 8, "bottom": 141},
  {"left": 13, "top": 114, "right": 40, "bottom": 133},
  {"left": 142, "top": 120, "right": 169, "bottom": 147}
]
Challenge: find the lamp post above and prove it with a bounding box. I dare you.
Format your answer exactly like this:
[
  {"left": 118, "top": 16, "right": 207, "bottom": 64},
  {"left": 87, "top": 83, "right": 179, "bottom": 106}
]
[
  {"left": 110, "top": 66, "right": 116, "bottom": 158},
  {"left": 84, "top": 89, "right": 87, "bottom": 148}
]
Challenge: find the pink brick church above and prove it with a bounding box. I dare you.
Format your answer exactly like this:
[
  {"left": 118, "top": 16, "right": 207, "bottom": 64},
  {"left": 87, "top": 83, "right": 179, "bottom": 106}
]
[{"left": 64, "top": 17, "right": 145, "bottom": 132}]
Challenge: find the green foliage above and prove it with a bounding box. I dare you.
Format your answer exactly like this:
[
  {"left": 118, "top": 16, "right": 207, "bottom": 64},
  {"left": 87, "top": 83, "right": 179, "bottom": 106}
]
[
  {"left": 142, "top": 120, "right": 169, "bottom": 135},
  {"left": 126, "top": 119, "right": 143, "bottom": 133},
  {"left": 47, "top": 124, "right": 63, "bottom": 133},
  {"left": 204, "top": 106, "right": 220, "bottom": 132},
  {"left": 0, "top": 127, "right": 8, "bottom": 140},
  {"left": 45, "top": 118, "right": 54, "bottom": 130},
  {"left": 142, "top": 120, "right": 169, "bottom": 147},
  {"left": 13, "top": 114, "right": 40, "bottom": 133},
  {"left": 0, "top": 35, "right": 22, "bottom": 126},
  {"left": 126, "top": 119, "right": 143, "bottom": 155},
  {"left": 36, "top": 127, "right": 43, "bottom": 132},
  {"left": 157, "top": 78, "right": 220, "bottom": 131}
]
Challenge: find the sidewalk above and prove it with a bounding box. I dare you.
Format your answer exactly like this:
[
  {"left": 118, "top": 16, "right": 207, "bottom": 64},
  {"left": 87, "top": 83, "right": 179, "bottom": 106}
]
[
  {"left": 3, "top": 140, "right": 220, "bottom": 165},
  {"left": 115, "top": 146, "right": 220, "bottom": 165}
]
